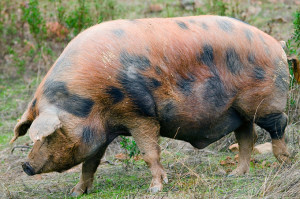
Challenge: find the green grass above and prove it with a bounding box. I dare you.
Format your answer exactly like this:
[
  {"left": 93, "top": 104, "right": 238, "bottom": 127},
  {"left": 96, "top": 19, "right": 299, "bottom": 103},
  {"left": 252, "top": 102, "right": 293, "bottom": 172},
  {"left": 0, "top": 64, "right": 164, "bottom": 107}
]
[{"left": 0, "top": 77, "right": 38, "bottom": 150}]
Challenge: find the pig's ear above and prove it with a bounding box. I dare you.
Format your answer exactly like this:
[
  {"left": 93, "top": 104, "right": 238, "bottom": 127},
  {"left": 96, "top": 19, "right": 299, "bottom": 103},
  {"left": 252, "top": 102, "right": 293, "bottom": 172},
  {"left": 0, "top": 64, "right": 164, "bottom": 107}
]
[
  {"left": 28, "top": 112, "right": 62, "bottom": 142},
  {"left": 10, "top": 111, "right": 32, "bottom": 144}
]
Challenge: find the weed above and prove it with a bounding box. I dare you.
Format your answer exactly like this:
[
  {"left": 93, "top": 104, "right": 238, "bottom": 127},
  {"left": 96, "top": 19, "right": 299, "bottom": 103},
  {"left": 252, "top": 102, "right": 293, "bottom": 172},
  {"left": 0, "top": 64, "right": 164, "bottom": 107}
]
[
  {"left": 94, "top": 0, "right": 118, "bottom": 21},
  {"left": 55, "top": 0, "right": 66, "bottom": 25},
  {"left": 65, "top": 0, "right": 93, "bottom": 36},
  {"left": 206, "top": 0, "right": 228, "bottom": 16},
  {"left": 21, "top": 0, "right": 46, "bottom": 46},
  {"left": 119, "top": 136, "right": 140, "bottom": 159},
  {"left": 286, "top": 11, "right": 300, "bottom": 122},
  {"left": 286, "top": 10, "right": 300, "bottom": 64},
  {"left": 0, "top": 2, "right": 4, "bottom": 55}
]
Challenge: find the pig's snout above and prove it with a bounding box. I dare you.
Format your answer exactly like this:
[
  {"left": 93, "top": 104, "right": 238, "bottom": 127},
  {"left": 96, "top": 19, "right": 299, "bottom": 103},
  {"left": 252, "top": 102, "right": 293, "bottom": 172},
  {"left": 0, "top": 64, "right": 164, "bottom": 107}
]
[{"left": 22, "top": 162, "right": 35, "bottom": 176}]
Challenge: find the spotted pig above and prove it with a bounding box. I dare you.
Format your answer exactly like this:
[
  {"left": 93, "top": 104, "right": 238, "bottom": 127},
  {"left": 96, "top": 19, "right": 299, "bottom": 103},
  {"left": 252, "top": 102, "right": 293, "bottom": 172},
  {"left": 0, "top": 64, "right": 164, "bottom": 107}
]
[{"left": 11, "top": 15, "right": 291, "bottom": 196}]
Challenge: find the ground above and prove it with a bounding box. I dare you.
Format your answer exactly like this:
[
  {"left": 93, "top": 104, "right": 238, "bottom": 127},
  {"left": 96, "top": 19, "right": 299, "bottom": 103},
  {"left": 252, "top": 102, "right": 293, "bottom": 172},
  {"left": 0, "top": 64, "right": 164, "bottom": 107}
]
[{"left": 0, "top": 0, "right": 299, "bottom": 198}]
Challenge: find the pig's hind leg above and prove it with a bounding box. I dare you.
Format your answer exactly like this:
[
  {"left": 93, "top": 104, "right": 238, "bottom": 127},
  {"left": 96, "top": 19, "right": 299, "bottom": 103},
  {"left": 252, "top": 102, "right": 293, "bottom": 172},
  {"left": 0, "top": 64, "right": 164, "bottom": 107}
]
[
  {"left": 256, "top": 112, "right": 290, "bottom": 163},
  {"left": 129, "top": 118, "right": 168, "bottom": 193},
  {"left": 229, "top": 121, "right": 257, "bottom": 176},
  {"left": 70, "top": 145, "right": 108, "bottom": 196}
]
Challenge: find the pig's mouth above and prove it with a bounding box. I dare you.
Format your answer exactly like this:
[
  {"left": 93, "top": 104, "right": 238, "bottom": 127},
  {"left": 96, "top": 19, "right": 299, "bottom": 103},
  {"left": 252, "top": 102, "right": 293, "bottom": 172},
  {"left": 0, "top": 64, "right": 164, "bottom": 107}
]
[{"left": 22, "top": 162, "right": 36, "bottom": 176}]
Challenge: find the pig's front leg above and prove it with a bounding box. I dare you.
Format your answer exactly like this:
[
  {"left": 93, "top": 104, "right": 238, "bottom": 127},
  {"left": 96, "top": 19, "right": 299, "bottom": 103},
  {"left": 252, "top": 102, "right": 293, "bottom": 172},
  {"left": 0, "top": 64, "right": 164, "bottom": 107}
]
[{"left": 70, "top": 146, "right": 107, "bottom": 196}]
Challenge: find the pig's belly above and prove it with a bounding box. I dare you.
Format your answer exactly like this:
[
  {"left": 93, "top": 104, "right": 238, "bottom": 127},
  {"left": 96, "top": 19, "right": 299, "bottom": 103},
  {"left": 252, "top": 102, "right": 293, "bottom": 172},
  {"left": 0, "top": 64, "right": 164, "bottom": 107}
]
[{"left": 159, "top": 108, "right": 243, "bottom": 149}]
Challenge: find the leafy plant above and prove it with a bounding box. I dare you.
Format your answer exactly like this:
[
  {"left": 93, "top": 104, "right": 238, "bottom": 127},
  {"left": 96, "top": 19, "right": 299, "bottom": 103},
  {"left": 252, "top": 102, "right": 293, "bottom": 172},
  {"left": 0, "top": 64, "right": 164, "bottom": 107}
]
[
  {"left": 287, "top": 11, "right": 300, "bottom": 57},
  {"left": 206, "top": 0, "right": 228, "bottom": 16},
  {"left": 65, "top": 0, "right": 93, "bottom": 36},
  {"left": 21, "top": 0, "right": 46, "bottom": 45},
  {"left": 94, "top": 0, "right": 118, "bottom": 22},
  {"left": 287, "top": 11, "right": 300, "bottom": 84},
  {"left": 56, "top": 0, "right": 66, "bottom": 25},
  {"left": 286, "top": 10, "right": 300, "bottom": 123},
  {"left": 119, "top": 136, "right": 140, "bottom": 159}
]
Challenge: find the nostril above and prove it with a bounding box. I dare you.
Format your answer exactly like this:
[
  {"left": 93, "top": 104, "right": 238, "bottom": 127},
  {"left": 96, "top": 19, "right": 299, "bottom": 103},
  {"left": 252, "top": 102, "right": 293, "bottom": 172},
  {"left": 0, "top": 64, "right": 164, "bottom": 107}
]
[{"left": 22, "top": 162, "right": 35, "bottom": 176}]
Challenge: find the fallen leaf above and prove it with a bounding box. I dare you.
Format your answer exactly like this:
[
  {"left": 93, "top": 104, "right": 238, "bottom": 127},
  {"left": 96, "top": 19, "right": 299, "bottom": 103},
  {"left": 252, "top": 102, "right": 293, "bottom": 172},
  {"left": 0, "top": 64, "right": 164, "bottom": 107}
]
[
  {"left": 34, "top": 174, "right": 42, "bottom": 180},
  {"left": 234, "top": 154, "right": 239, "bottom": 161},
  {"left": 149, "top": 4, "right": 163, "bottom": 13},
  {"left": 220, "top": 160, "right": 226, "bottom": 166},
  {"left": 46, "top": 22, "right": 69, "bottom": 40},
  {"left": 262, "top": 161, "right": 267, "bottom": 167},
  {"left": 133, "top": 155, "right": 142, "bottom": 161},
  {"left": 115, "top": 153, "right": 128, "bottom": 160},
  {"left": 226, "top": 156, "right": 232, "bottom": 160},
  {"left": 271, "top": 162, "right": 278, "bottom": 168}
]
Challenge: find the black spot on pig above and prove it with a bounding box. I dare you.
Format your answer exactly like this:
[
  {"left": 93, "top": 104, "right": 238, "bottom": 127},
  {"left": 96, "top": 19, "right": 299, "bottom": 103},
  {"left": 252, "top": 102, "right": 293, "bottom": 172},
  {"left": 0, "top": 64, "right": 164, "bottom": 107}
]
[
  {"left": 120, "top": 51, "right": 151, "bottom": 71},
  {"left": 231, "top": 17, "right": 249, "bottom": 25},
  {"left": 216, "top": 19, "right": 233, "bottom": 32},
  {"left": 148, "top": 78, "right": 162, "bottom": 89},
  {"left": 196, "top": 44, "right": 214, "bottom": 68},
  {"left": 247, "top": 53, "right": 256, "bottom": 65},
  {"left": 160, "top": 101, "right": 177, "bottom": 123},
  {"left": 197, "top": 44, "right": 230, "bottom": 108},
  {"left": 176, "top": 74, "right": 196, "bottom": 95},
  {"left": 256, "top": 113, "right": 287, "bottom": 139},
  {"left": 248, "top": 53, "right": 265, "bottom": 80},
  {"left": 259, "top": 35, "right": 270, "bottom": 55},
  {"left": 201, "top": 23, "right": 208, "bottom": 30},
  {"left": 244, "top": 29, "right": 253, "bottom": 42},
  {"left": 82, "top": 126, "right": 96, "bottom": 144},
  {"left": 253, "top": 67, "right": 265, "bottom": 80},
  {"left": 189, "top": 19, "right": 195, "bottom": 24},
  {"left": 119, "top": 72, "right": 156, "bottom": 117},
  {"left": 163, "top": 56, "right": 169, "bottom": 64},
  {"left": 176, "top": 21, "right": 188, "bottom": 29},
  {"left": 43, "top": 80, "right": 94, "bottom": 118},
  {"left": 106, "top": 86, "right": 125, "bottom": 104},
  {"left": 112, "top": 29, "right": 125, "bottom": 37},
  {"left": 119, "top": 51, "right": 156, "bottom": 117},
  {"left": 226, "top": 48, "right": 244, "bottom": 75},
  {"left": 155, "top": 66, "right": 162, "bottom": 75},
  {"left": 204, "top": 75, "right": 229, "bottom": 108}
]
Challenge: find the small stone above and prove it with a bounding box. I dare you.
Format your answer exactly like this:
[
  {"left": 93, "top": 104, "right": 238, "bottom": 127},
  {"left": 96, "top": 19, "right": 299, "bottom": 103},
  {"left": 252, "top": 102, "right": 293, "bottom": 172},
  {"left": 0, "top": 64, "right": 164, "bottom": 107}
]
[
  {"left": 229, "top": 143, "right": 239, "bottom": 153},
  {"left": 253, "top": 142, "right": 272, "bottom": 154}
]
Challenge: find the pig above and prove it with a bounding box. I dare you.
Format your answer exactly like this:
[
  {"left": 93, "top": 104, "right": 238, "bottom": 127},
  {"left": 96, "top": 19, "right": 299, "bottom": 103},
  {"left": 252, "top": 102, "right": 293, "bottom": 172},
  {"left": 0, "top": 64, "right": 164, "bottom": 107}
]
[{"left": 11, "top": 15, "right": 291, "bottom": 196}]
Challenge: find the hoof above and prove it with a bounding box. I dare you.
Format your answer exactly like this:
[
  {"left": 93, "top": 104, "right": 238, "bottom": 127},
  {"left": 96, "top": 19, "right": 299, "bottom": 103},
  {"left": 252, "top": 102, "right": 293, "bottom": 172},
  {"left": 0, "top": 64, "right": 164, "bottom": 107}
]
[
  {"left": 163, "top": 177, "right": 168, "bottom": 184},
  {"left": 70, "top": 185, "right": 88, "bottom": 197},
  {"left": 227, "top": 173, "right": 235, "bottom": 177},
  {"left": 70, "top": 191, "right": 82, "bottom": 197},
  {"left": 228, "top": 166, "right": 249, "bottom": 177},
  {"left": 149, "top": 186, "right": 161, "bottom": 193}
]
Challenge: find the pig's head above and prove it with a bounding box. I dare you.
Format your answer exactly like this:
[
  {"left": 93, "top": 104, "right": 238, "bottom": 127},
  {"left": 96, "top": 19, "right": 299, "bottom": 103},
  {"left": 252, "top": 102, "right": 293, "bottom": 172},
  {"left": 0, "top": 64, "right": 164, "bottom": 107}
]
[{"left": 11, "top": 97, "right": 105, "bottom": 175}]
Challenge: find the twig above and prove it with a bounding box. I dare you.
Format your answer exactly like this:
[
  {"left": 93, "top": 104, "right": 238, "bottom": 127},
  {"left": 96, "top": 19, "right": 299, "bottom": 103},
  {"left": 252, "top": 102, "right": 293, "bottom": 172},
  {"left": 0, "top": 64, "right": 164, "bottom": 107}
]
[{"left": 11, "top": 145, "right": 31, "bottom": 154}]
